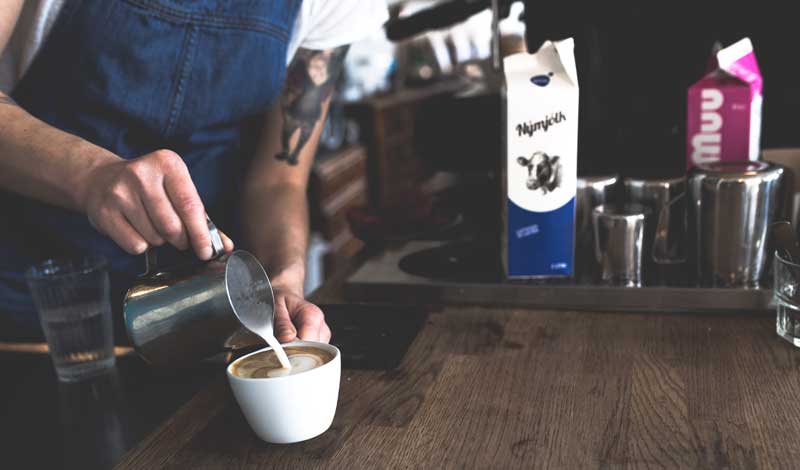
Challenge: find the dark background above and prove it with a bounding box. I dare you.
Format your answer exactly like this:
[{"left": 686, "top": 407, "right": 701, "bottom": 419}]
[{"left": 522, "top": 1, "right": 800, "bottom": 177}]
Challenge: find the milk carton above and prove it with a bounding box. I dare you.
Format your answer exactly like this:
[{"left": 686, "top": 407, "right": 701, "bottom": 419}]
[
  {"left": 686, "top": 37, "right": 763, "bottom": 169},
  {"left": 502, "top": 38, "right": 579, "bottom": 278}
]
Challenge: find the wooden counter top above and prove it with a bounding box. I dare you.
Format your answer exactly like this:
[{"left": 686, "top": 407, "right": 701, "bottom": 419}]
[{"left": 115, "top": 305, "right": 800, "bottom": 469}]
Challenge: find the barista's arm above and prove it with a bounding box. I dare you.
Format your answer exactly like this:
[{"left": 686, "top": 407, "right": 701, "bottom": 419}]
[
  {"left": 242, "top": 46, "right": 349, "bottom": 343},
  {"left": 0, "top": 93, "right": 227, "bottom": 258},
  {"left": 0, "top": 3, "right": 226, "bottom": 259},
  {"left": 0, "top": 1, "right": 23, "bottom": 50},
  {"left": 0, "top": 0, "right": 102, "bottom": 213}
]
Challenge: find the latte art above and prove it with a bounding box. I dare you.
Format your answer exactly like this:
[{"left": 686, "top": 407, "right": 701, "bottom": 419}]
[
  {"left": 264, "top": 353, "right": 325, "bottom": 377},
  {"left": 232, "top": 346, "right": 334, "bottom": 379}
]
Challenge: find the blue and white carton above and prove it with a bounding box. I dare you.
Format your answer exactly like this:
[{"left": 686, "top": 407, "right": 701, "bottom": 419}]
[{"left": 502, "top": 38, "right": 578, "bottom": 278}]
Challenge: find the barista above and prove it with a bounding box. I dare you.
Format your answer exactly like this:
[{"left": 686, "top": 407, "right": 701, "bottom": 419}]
[{"left": 0, "top": 0, "right": 388, "bottom": 340}]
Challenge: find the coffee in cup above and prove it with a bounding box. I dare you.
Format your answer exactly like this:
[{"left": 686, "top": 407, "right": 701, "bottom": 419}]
[
  {"left": 227, "top": 341, "right": 341, "bottom": 444},
  {"left": 230, "top": 346, "right": 335, "bottom": 379}
]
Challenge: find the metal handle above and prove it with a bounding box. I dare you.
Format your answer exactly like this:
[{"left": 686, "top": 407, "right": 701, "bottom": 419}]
[
  {"left": 141, "top": 215, "right": 225, "bottom": 276},
  {"left": 207, "top": 215, "right": 224, "bottom": 259},
  {"left": 652, "top": 192, "right": 688, "bottom": 264}
]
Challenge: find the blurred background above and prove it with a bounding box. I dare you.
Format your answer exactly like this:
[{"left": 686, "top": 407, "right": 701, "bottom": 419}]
[{"left": 305, "top": 0, "right": 800, "bottom": 291}]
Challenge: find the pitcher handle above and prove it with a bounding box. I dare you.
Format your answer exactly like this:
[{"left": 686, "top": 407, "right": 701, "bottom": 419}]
[
  {"left": 652, "top": 192, "right": 688, "bottom": 264},
  {"left": 207, "top": 215, "right": 225, "bottom": 259},
  {"left": 142, "top": 215, "right": 225, "bottom": 276}
]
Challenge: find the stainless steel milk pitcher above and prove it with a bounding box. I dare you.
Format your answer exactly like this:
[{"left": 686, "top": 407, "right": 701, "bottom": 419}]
[
  {"left": 624, "top": 176, "right": 687, "bottom": 265},
  {"left": 688, "top": 161, "right": 785, "bottom": 288},
  {"left": 123, "top": 217, "right": 274, "bottom": 366}
]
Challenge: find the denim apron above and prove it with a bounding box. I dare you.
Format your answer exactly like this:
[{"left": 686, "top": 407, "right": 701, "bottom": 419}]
[{"left": 0, "top": 0, "right": 302, "bottom": 328}]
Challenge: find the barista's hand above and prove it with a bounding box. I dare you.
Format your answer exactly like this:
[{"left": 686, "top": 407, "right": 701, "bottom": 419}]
[
  {"left": 80, "top": 149, "right": 234, "bottom": 258},
  {"left": 273, "top": 288, "right": 331, "bottom": 343}
]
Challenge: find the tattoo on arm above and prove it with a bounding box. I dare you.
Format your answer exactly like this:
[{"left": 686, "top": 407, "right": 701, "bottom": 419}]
[{"left": 276, "top": 45, "right": 349, "bottom": 166}]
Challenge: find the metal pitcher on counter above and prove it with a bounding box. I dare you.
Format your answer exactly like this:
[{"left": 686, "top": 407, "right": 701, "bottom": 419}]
[
  {"left": 123, "top": 217, "right": 272, "bottom": 367},
  {"left": 688, "top": 161, "right": 786, "bottom": 288},
  {"left": 624, "top": 175, "right": 688, "bottom": 265},
  {"left": 576, "top": 175, "right": 619, "bottom": 279},
  {"left": 583, "top": 162, "right": 787, "bottom": 288}
]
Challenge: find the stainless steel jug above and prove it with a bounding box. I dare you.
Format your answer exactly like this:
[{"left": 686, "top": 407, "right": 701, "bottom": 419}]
[
  {"left": 123, "top": 218, "right": 273, "bottom": 366},
  {"left": 592, "top": 203, "right": 652, "bottom": 287},
  {"left": 624, "top": 176, "right": 687, "bottom": 265},
  {"left": 576, "top": 175, "right": 618, "bottom": 279},
  {"left": 688, "top": 161, "right": 785, "bottom": 288}
]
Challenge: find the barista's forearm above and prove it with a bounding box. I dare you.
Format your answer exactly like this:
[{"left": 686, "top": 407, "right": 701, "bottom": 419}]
[
  {"left": 241, "top": 44, "right": 349, "bottom": 294},
  {"left": 0, "top": 92, "right": 121, "bottom": 210},
  {"left": 0, "top": 1, "right": 24, "bottom": 50},
  {"left": 242, "top": 184, "right": 309, "bottom": 296}
]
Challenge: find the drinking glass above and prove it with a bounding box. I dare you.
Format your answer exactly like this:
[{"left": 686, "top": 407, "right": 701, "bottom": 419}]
[
  {"left": 775, "top": 251, "right": 800, "bottom": 347},
  {"left": 26, "top": 257, "right": 115, "bottom": 381}
]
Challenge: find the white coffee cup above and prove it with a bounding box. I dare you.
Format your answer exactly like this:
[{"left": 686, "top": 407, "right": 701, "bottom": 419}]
[{"left": 227, "top": 340, "right": 341, "bottom": 444}]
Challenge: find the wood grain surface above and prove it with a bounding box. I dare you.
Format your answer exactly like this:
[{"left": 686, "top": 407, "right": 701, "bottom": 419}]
[{"left": 115, "top": 307, "right": 800, "bottom": 470}]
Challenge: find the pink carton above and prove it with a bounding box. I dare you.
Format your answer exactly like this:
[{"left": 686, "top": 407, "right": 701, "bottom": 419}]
[{"left": 686, "top": 38, "right": 763, "bottom": 170}]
